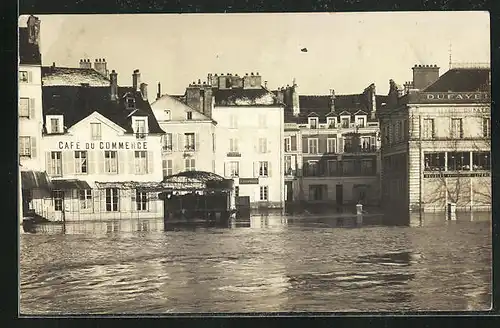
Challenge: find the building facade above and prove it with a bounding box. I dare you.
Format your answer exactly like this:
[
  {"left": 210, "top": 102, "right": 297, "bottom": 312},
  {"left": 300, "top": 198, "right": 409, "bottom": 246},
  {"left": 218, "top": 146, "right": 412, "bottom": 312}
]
[
  {"left": 35, "top": 66, "right": 165, "bottom": 221},
  {"left": 379, "top": 64, "right": 491, "bottom": 214},
  {"left": 279, "top": 82, "right": 387, "bottom": 208},
  {"left": 151, "top": 85, "right": 217, "bottom": 178}
]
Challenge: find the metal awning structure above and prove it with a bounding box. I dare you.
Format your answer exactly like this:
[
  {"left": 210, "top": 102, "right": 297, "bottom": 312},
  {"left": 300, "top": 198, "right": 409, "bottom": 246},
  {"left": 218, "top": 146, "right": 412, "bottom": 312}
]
[
  {"left": 21, "top": 171, "right": 53, "bottom": 191},
  {"left": 52, "top": 179, "right": 92, "bottom": 190}
]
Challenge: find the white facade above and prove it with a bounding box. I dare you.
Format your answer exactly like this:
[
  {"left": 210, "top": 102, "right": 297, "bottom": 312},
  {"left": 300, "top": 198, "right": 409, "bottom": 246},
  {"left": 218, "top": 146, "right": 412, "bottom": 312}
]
[{"left": 212, "top": 105, "right": 285, "bottom": 208}]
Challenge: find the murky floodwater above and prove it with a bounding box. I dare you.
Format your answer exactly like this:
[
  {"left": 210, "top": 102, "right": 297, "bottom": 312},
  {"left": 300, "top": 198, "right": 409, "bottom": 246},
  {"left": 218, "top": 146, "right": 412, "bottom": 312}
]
[{"left": 19, "top": 212, "right": 492, "bottom": 314}]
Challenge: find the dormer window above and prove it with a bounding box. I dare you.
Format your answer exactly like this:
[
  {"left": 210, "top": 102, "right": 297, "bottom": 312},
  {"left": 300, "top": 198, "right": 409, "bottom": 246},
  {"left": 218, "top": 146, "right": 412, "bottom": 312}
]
[
  {"left": 126, "top": 97, "right": 136, "bottom": 109},
  {"left": 340, "top": 116, "right": 350, "bottom": 128},
  {"left": 327, "top": 117, "right": 336, "bottom": 128},
  {"left": 187, "top": 111, "right": 193, "bottom": 120},
  {"left": 46, "top": 115, "right": 64, "bottom": 134},
  {"left": 132, "top": 116, "right": 148, "bottom": 139},
  {"left": 356, "top": 116, "right": 366, "bottom": 128},
  {"left": 308, "top": 117, "right": 318, "bottom": 129}
]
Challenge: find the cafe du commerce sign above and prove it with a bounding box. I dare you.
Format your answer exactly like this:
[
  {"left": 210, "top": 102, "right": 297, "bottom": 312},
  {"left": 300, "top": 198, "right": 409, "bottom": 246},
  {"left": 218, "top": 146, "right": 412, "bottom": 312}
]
[
  {"left": 417, "top": 92, "right": 490, "bottom": 103},
  {"left": 57, "top": 141, "right": 148, "bottom": 150}
]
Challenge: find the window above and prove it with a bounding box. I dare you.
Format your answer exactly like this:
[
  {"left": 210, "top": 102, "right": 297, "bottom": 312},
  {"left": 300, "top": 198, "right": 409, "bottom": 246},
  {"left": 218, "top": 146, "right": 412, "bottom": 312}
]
[
  {"left": 79, "top": 189, "right": 92, "bottom": 210},
  {"left": 19, "top": 98, "right": 30, "bottom": 117},
  {"left": 327, "top": 138, "right": 336, "bottom": 153},
  {"left": 90, "top": 123, "right": 101, "bottom": 140},
  {"left": 342, "top": 160, "right": 355, "bottom": 175},
  {"left": 284, "top": 156, "right": 293, "bottom": 175},
  {"left": 19, "top": 71, "right": 29, "bottom": 83},
  {"left": 343, "top": 137, "right": 353, "bottom": 152},
  {"left": 284, "top": 137, "right": 291, "bottom": 152},
  {"left": 230, "top": 114, "right": 238, "bottom": 128},
  {"left": 74, "top": 151, "right": 88, "bottom": 174},
  {"left": 19, "top": 136, "right": 31, "bottom": 157},
  {"left": 361, "top": 159, "right": 374, "bottom": 175},
  {"left": 309, "top": 117, "right": 318, "bottom": 129},
  {"left": 258, "top": 114, "right": 267, "bottom": 128},
  {"left": 185, "top": 133, "right": 195, "bottom": 151},
  {"left": 361, "top": 136, "right": 372, "bottom": 152},
  {"left": 451, "top": 118, "right": 463, "bottom": 139},
  {"left": 52, "top": 190, "right": 63, "bottom": 211},
  {"left": 308, "top": 138, "right": 318, "bottom": 154},
  {"left": 341, "top": 117, "right": 350, "bottom": 128},
  {"left": 185, "top": 158, "right": 196, "bottom": 171},
  {"left": 162, "top": 159, "right": 173, "bottom": 177},
  {"left": 136, "top": 190, "right": 148, "bottom": 211},
  {"left": 50, "top": 151, "right": 62, "bottom": 176},
  {"left": 482, "top": 118, "right": 490, "bottom": 138},
  {"left": 234, "top": 186, "right": 239, "bottom": 197},
  {"left": 135, "top": 119, "right": 147, "bottom": 139},
  {"left": 134, "top": 151, "right": 147, "bottom": 174},
  {"left": 163, "top": 133, "right": 173, "bottom": 151},
  {"left": 259, "top": 186, "right": 269, "bottom": 201},
  {"left": 356, "top": 117, "right": 365, "bottom": 128},
  {"left": 327, "top": 117, "right": 336, "bottom": 128},
  {"left": 309, "top": 185, "right": 326, "bottom": 201},
  {"left": 447, "top": 152, "right": 470, "bottom": 171},
  {"left": 424, "top": 152, "right": 445, "bottom": 171},
  {"left": 328, "top": 160, "right": 338, "bottom": 176},
  {"left": 227, "top": 161, "right": 239, "bottom": 177},
  {"left": 422, "top": 118, "right": 434, "bottom": 139},
  {"left": 105, "top": 188, "right": 119, "bottom": 212},
  {"left": 104, "top": 151, "right": 118, "bottom": 174},
  {"left": 307, "top": 161, "right": 319, "bottom": 176},
  {"left": 258, "top": 138, "right": 267, "bottom": 153},
  {"left": 50, "top": 118, "right": 61, "bottom": 134},
  {"left": 472, "top": 152, "right": 490, "bottom": 170},
  {"left": 259, "top": 161, "right": 269, "bottom": 177},
  {"left": 164, "top": 110, "right": 171, "bottom": 121},
  {"left": 229, "top": 138, "right": 239, "bottom": 153},
  {"left": 126, "top": 97, "right": 135, "bottom": 109}
]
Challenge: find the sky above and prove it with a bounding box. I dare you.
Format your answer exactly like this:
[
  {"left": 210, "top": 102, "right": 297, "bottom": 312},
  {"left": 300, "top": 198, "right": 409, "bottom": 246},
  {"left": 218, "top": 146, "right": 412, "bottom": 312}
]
[{"left": 20, "top": 12, "right": 490, "bottom": 103}]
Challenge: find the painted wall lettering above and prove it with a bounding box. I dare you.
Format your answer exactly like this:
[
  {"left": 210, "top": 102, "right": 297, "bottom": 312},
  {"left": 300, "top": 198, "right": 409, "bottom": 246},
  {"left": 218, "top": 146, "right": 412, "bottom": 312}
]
[{"left": 58, "top": 141, "right": 148, "bottom": 150}]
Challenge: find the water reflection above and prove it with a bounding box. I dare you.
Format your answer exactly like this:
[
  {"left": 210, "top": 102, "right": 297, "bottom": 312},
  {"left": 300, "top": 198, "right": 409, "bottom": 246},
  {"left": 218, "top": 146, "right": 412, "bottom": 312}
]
[{"left": 20, "top": 212, "right": 492, "bottom": 313}]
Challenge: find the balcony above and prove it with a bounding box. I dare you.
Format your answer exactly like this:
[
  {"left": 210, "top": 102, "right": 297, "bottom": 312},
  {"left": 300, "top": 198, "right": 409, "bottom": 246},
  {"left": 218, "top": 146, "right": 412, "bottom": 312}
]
[
  {"left": 227, "top": 151, "right": 241, "bottom": 157},
  {"left": 184, "top": 145, "right": 196, "bottom": 152},
  {"left": 343, "top": 145, "right": 378, "bottom": 153},
  {"left": 162, "top": 145, "right": 173, "bottom": 152},
  {"left": 136, "top": 133, "right": 147, "bottom": 140}
]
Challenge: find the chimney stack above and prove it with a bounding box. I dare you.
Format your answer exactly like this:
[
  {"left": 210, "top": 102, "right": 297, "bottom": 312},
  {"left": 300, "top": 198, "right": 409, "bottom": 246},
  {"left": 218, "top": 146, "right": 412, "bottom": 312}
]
[
  {"left": 330, "top": 89, "right": 335, "bottom": 112},
  {"left": 79, "top": 59, "right": 92, "bottom": 69},
  {"left": 412, "top": 64, "right": 440, "bottom": 90},
  {"left": 94, "top": 58, "right": 108, "bottom": 77},
  {"left": 140, "top": 83, "right": 148, "bottom": 101},
  {"left": 156, "top": 82, "right": 161, "bottom": 100},
  {"left": 110, "top": 70, "right": 118, "bottom": 101},
  {"left": 27, "top": 15, "right": 41, "bottom": 46},
  {"left": 132, "top": 69, "right": 141, "bottom": 92}
]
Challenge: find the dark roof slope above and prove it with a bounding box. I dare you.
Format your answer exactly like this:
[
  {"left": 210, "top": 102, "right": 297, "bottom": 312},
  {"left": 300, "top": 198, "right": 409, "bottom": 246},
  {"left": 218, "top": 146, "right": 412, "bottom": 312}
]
[
  {"left": 213, "top": 87, "right": 280, "bottom": 106},
  {"left": 424, "top": 68, "right": 490, "bottom": 92},
  {"left": 42, "top": 86, "right": 164, "bottom": 134},
  {"left": 42, "top": 66, "right": 110, "bottom": 86},
  {"left": 19, "top": 27, "right": 41, "bottom": 65}
]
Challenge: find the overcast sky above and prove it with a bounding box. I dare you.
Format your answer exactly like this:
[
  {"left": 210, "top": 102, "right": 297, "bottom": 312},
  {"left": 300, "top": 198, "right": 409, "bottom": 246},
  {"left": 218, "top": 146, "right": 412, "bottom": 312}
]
[{"left": 20, "top": 12, "right": 490, "bottom": 102}]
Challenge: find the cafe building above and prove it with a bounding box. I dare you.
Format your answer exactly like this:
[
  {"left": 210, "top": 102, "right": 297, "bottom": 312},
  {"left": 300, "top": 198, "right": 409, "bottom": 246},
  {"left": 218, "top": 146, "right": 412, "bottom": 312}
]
[
  {"left": 379, "top": 64, "right": 491, "bottom": 214},
  {"left": 38, "top": 67, "right": 166, "bottom": 221}
]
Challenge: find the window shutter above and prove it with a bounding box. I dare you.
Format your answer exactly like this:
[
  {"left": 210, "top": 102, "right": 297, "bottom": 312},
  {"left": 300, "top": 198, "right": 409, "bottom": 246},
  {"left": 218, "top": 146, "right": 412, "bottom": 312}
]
[
  {"left": 268, "top": 161, "right": 272, "bottom": 177},
  {"left": 131, "top": 189, "right": 136, "bottom": 212},
  {"left": 147, "top": 151, "right": 154, "bottom": 173},
  {"left": 291, "top": 136, "right": 297, "bottom": 151},
  {"left": 266, "top": 139, "right": 271, "bottom": 153},
  {"left": 45, "top": 152, "right": 52, "bottom": 175},
  {"left": 339, "top": 138, "right": 344, "bottom": 153},
  {"left": 174, "top": 159, "right": 180, "bottom": 174},
  {"left": 62, "top": 152, "right": 71, "bottom": 176},
  {"left": 98, "top": 151, "right": 105, "bottom": 174},
  {"left": 88, "top": 151, "right": 95, "bottom": 174},
  {"left": 162, "top": 159, "right": 167, "bottom": 177},
  {"left": 319, "top": 137, "right": 326, "bottom": 154},
  {"left": 253, "top": 162, "right": 259, "bottom": 178},
  {"left": 178, "top": 133, "right": 184, "bottom": 151},
  {"left": 172, "top": 133, "right": 178, "bottom": 151},
  {"left": 29, "top": 98, "right": 36, "bottom": 119},
  {"left": 31, "top": 137, "right": 37, "bottom": 158},
  {"left": 128, "top": 152, "right": 135, "bottom": 174},
  {"left": 302, "top": 137, "right": 308, "bottom": 154},
  {"left": 93, "top": 189, "right": 100, "bottom": 214},
  {"left": 370, "top": 137, "right": 376, "bottom": 148},
  {"left": 117, "top": 151, "right": 125, "bottom": 174},
  {"left": 28, "top": 71, "right": 33, "bottom": 83},
  {"left": 224, "top": 162, "right": 228, "bottom": 177},
  {"left": 195, "top": 133, "right": 200, "bottom": 151}
]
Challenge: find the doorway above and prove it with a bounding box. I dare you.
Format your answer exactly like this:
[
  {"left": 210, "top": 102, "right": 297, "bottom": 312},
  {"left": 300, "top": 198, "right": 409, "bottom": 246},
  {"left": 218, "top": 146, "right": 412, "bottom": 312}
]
[
  {"left": 285, "top": 181, "right": 293, "bottom": 201},
  {"left": 336, "top": 184, "right": 343, "bottom": 205}
]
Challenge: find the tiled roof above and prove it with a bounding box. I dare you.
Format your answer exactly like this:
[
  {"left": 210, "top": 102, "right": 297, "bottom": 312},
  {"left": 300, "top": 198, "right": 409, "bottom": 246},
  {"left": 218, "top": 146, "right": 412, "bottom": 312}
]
[
  {"left": 213, "top": 87, "right": 280, "bottom": 106},
  {"left": 42, "top": 86, "right": 164, "bottom": 134},
  {"left": 42, "top": 66, "right": 110, "bottom": 86},
  {"left": 19, "top": 27, "right": 41, "bottom": 65},
  {"left": 423, "top": 68, "right": 490, "bottom": 92}
]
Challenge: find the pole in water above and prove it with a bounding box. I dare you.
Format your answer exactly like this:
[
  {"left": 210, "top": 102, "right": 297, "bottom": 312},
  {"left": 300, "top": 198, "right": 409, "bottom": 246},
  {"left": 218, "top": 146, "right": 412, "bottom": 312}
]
[{"left": 356, "top": 201, "right": 363, "bottom": 226}]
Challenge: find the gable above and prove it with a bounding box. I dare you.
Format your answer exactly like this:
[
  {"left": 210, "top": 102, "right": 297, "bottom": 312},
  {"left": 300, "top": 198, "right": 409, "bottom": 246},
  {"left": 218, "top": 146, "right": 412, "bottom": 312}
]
[
  {"left": 307, "top": 112, "right": 319, "bottom": 117},
  {"left": 354, "top": 110, "right": 368, "bottom": 115},
  {"left": 339, "top": 110, "right": 351, "bottom": 116},
  {"left": 151, "top": 94, "right": 212, "bottom": 121},
  {"left": 67, "top": 111, "right": 126, "bottom": 137}
]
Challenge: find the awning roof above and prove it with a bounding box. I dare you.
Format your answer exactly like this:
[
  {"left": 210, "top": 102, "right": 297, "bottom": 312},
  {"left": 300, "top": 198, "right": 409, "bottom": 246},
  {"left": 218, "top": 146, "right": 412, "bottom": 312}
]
[
  {"left": 52, "top": 179, "right": 92, "bottom": 190},
  {"left": 21, "top": 171, "right": 53, "bottom": 190}
]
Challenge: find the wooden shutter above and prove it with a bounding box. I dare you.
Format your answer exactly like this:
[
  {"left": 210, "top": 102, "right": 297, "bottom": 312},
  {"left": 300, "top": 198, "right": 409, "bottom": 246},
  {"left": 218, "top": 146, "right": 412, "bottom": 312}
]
[
  {"left": 45, "top": 152, "right": 52, "bottom": 175},
  {"left": 178, "top": 133, "right": 184, "bottom": 151},
  {"left": 174, "top": 159, "right": 181, "bottom": 174},
  {"left": 319, "top": 137, "right": 327, "bottom": 154},
  {"left": 98, "top": 151, "right": 105, "bottom": 174},
  {"left": 268, "top": 161, "right": 272, "bottom": 177},
  {"left": 118, "top": 151, "right": 125, "bottom": 174},
  {"left": 147, "top": 151, "right": 154, "bottom": 174},
  {"left": 128, "top": 151, "right": 135, "bottom": 174},
  {"left": 93, "top": 189, "right": 100, "bottom": 214},
  {"left": 31, "top": 137, "right": 37, "bottom": 158},
  {"left": 172, "top": 133, "right": 178, "bottom": 151},
  {"left": 302, "top": 137, "right": 308, "bottom": 154},
  {"left": 253, "top": 162, "right": 259, "bottom": 178},
  {"left": 62, "top": 151, "right": 72, "bottom": 176},
  {"left": 339, "top": 138, "right": 344, "bottom": 153},
  {"left": 131, "top": 189, "right": 137, "bottom": 212},
  {"left": 291, "top": 135, "right": 297, "bottom": 151},
  {"left": 195, "top": 133, "right": 200, "bottom": 151},
  {"left": 184, "top": 158, "right": 189, "bottom": 171},
  {"left": 266, "top": 139, "right": 271, "bottom": 153},
  {"left": 27, "top": 71, "right": 33, "bottom": 83},
  {"left": 370, "top": 137, "right": 376, "bottom": 149},
  {"left": 29, "top": 98, "right": 35, "bottom": 119},
  {"left": 162, "top": 159, "right": 167, "bottom": 177}
]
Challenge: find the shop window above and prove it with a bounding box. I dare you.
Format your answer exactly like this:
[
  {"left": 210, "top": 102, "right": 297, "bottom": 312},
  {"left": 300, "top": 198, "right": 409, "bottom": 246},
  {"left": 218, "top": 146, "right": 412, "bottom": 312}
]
[
  {"left": 105, "top": 188, "right": 119, "bottom": 212},
  {"left": 472, "top": 152, "right": 490, "bottom": 171},
  {"left": 447, "top": 152, "right": 470, "bottom": 171},
  {"left": 424, "top": 152, "right": 445, "bottom": 171},
  {"left": 52, "top": 190, "right": 63, "bottom": 211},
  {"left": 136, "top": 190, "right": 148, "bottom": 211},
  {"left": 79, "top": 189, "right": 92, "bottom": 210}
]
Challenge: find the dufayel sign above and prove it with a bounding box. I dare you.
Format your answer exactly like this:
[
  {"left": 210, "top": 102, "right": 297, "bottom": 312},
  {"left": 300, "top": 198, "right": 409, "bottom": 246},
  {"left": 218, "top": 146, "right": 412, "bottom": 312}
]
[
  {"left": 416, "top": 92, "right": 490, "bottom": 103},
  {"left": 57, "top": 141, "right": 148, "bottom": 150}
]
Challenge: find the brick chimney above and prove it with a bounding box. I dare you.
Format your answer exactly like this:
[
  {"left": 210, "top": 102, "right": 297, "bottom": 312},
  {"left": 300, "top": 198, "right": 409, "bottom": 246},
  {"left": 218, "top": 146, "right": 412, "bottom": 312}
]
[
  {"left": 132, "top": 69, "right": 141, "bottom": 92},
  {"left": 363, "top": 83, "right": 377, "bottom": 119},
  {"left": 79, "top": 59, "right": 92, "bottom": 69},
  {"left": 27, "top": 15, "right": 41, "bottom": 46},
  {"left": 292, "top": 82, "right": 300, "bottom": 116},
  {"left": 243, "top": 72, "right": 262, "bottom": 90},
  {"left": 329, "top": 89, "right": 335, "bottom": 112},
  {"left": 276, "top": 87, "right": 284, "bottom": 104},
  {"left": 412, "top": 64, "right": 440, "bottom": 90},
  {"left": 156, "top": 82, "right": 161, "bottom": 100},
  {"left": 140, "top": 83, "right": 148, "bottom": 101},
  {"left": 94, "top": 58, "right": 108, "bottom": 77},
  {"left": 218, "top": 74, "right": 228, "bottom": 90},
  {"left": 110, "top": 70, "right": 118, "bottom": 101}
]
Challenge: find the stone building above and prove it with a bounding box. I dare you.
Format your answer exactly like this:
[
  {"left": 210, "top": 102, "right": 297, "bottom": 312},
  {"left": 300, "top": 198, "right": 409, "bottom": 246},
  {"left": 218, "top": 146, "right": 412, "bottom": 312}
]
[{"left": 379, "top": 64, "right": 491, "bottom": 214}]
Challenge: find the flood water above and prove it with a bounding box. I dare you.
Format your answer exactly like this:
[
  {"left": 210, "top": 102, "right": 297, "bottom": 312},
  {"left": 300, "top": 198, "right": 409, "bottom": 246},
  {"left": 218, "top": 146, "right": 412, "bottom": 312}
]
[{"left": 19, "top": 212, "right": 492, "bottom": 314}]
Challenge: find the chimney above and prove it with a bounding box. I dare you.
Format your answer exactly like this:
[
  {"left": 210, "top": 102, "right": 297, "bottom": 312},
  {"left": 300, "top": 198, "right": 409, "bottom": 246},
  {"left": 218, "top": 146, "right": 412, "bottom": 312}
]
[
  {"left": 330, "top": 89, "right": 335, "bottom": 112},
  {"left": 132, "top": 69, "right": 141, "bottom": 92},
  {"left": 186, "top": 84, "right": 202, "bottom": 112},
  {"left": 110, "top": 70, "right": 118, "bottom": 101},
  {"left": 79, "top": 59, "right": 91, "bottom": 69},
  {"left": 412, "top": 64, "right": 440, "bottom": 90},
  {"left": 52, "top": 62, "right": 56, "bottom": 67},
  {"left": 218, "top": 73, "right": 227, "bottom": 90},
  {"left": 291, "top": 84, "right": 300, "bottom": 116},
  {"left": 140, "top": 83, "right": 148, "bottom": 101},
  {"left": 276, "top": 87, "right": 284, "bottom": 104},
  {"left": 94, "top": 58, "right": 108, "bottom": 77},
  {"left": 264, "top": 81, "right": 268, "bottom": 88},
  {"left": 367, "top": 83, "right": 377, "bottom": 120},
  {"left": 27, "top": 15, "right": 41, "bottom": 46},
  {"left": 201, "top": 86, "right": 213, "bottom": 118},
  {"left": 156, "top": 82, "right": 161, "bottom": 100}
]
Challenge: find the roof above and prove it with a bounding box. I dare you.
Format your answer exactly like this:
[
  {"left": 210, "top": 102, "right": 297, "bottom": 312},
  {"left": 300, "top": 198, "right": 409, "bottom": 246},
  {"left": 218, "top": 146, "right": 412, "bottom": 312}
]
[
  {"left": 21, "top": 171, "right": 52, "bottom": 190},
  {"left": 19, "top": 27, "right": 41, "bottom": 65},
  {"left": 42, "top": 86, "right": 164, "bottom": 134},
  {"left": 42, "top": 66, "right": 110, "bottom": 87},
  {"left": 423, "top": 68, "right": 490, "bottom": 92},
  {"left": 213, "top": 87, "right": 280, "bottom": 106},
  {"left": 52, "top": 179, "right": 91, "bottom": 190},
  {"left": 162, "top": 171, "right": 232, "bottom": 191}
]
